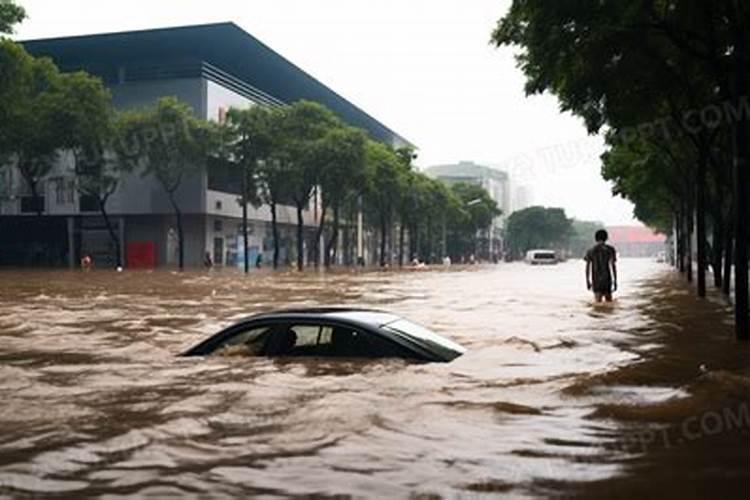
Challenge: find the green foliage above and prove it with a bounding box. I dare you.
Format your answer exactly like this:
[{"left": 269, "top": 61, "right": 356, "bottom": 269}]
[
  {"left": 120, "top": 97, "right": 212, "bottom": 195},
  {"left": 0, "top": 0, "right": 25, "bottom": 34},
  {"left": 0, "top": 42, "right": 67, "bottom": 213},
  {"left": 450, "top": 182, "right": 501, "bottom": 231},
  {"left": 568, "top": 220, "right": 605, "bottom": 258},
  {"left": 506, "top": 206, "right": 573, "bottom": 260},
  {"left": 119, "top": 97, "right": 213, "bottom": 269},
  {"left": 219, "top": 105, "right": 276, "bottom": 207}
]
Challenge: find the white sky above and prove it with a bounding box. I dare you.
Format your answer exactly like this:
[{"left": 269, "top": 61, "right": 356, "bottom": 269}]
[{"left": 13, "top": 0, "right": 638, "bottom": 225}]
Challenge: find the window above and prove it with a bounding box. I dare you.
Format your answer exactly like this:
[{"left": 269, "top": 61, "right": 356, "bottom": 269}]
[
  {"left": 214, "top": 219, "right": 223, "bottom": 232},
  {"left": 283, "top": 323, "right": 408, "bottom": 358},
  {"left": 55, "top": 178, "right": 65, "bottom": 204},
  {"left": 216, "top": 325, "right": 273, "bottom": 357}
]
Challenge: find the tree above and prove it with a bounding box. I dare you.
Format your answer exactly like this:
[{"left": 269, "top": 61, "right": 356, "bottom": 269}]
[
  {"left": 493, "top": 1, "right": 750, "bottom": 339},
  {"left": 119, "top": 97, "right": 213, "bottom": 270},
  {"left": 363, "top": 140, "right": 407, "bottom": 267},
  {"left": 0, "top": 0, "right": 24, "bottom": 34},
  {"left": 50, "top": 70, "right": 133, "bottom": 268},
  {"left": 448, "top": 182, "right": 501, "bottom": 260},
  {"left": 1, "top": 46, "right": 64, "bottom": 215},
  {"left": 506, "top": 206, "right": 572, "bottom": 260},
  {"left": 221, "top": 105, "right": 274, "bottom": 273},
  {"left": 273, "top": 101, "right": 339, "bottom": 271},
  {"left": 256, "top": 155, "right": 293, "bottom": 270},
  {"left": 312, "top": 126, "right": 367, "bottom": 267},
  {"left": 568, "top": 220, "right": 606, "bottom": 259}
]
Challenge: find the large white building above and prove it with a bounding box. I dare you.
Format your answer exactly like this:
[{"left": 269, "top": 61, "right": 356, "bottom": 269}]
[
  {"left": 1, "top": 23, "right": 412, "bottom": 268},
  {"left": 425, "top": 161, "right": 510, "bottom": 257}
]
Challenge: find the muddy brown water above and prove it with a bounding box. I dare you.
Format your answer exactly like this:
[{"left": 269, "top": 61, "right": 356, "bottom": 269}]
[{"left": 0, "top": 260, "right": 748, "bottom": 499}]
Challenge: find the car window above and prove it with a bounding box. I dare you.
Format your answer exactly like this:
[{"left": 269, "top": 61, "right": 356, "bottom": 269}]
[
  {"left": 217, "top": 325, "right": 273, "bottom": 356},
  {"left": 289, "top": 325, "right": 332, "bottom": 347}
]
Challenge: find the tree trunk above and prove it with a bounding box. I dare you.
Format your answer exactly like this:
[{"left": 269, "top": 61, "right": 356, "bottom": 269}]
[
  {"left": 242, "top": 170, "right": 250, "bottom": 274},
  {"left": 271, "top": 201, "right": 280, "bottom": 269},
  {"left": 342, "top": 206, "right": 351, "bottom": 266},
  {"left": 398, "top": 222, "right": 406, "bottom": 267},
  {"left": 168, "top": 192, "right": 184, "bottom": 271},
  {"left": 26, "top": 175, "right": 43, "bottom": 217},
  {"left": 379, "top": 216, "right": 387, "bottom": 267},
  {"left": 711, "top": 218, "right": 724, "bottom": 289},
  {"left": 325, "top": 204, "right": 340, "bottom": 268},
  {"left": 314, "top": 203, "right": 327, "bottom": 269},
  {"left": 296, "top": 203, "right": 305, "bottom": 271},
  {"left": 685, "top": 204, "right": 695, "bottom": 283},
  {"left": 696, "top": 155, "right": 707, "bottom": 297},
  {"left": 677, "top": 212, "right": 685, "bottom": 272},
  {"left": 97, "top": 195, "right": 121, "bottom": 268},
  {"left": 724, "top": 224, "right": 733, "bottom": 296},
  {"left": 733, "top": 20, "right": 749, "bottom": 340}
]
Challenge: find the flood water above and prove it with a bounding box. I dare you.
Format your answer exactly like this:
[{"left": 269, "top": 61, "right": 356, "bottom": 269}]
[{"left": 0, "top": 260, "right": 749, "bottom": 499}]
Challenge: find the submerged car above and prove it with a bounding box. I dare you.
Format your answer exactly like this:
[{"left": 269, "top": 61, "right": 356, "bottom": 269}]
[
  {"left": 525, "top": 249, "right": 559, "bottom": 265},
  {"left": 183, "top": 308, "right": 466, "bottom": 362}
]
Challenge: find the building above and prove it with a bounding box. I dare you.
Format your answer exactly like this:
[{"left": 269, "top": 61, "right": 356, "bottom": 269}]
[
  {"left": 0, "top": 22, "right": 412, "bottom": 268},
  {"left": 425, "top": 161, "right": 510, "bottom": 258},
  {"left": 606, "top": 225, "right": 667, "bottom": 258},
  {"left": 512, "top": 185, "right": 533, "bottom": 212}
]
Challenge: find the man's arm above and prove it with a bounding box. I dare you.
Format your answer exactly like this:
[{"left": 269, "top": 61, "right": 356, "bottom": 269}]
[
  {"left": 586, "top": 260, "right": 592, "bottom": 289},
  {"left": 611, "top": 249, "right": 618, "bottom": 291}
]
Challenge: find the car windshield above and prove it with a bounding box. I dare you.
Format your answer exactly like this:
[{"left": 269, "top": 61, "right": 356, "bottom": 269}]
[
  {"left": 382, "top": 319, "right": 465, "bottom": 358},
  {"left": 534, "top": 252, "right": 556, "bottom": 259}
]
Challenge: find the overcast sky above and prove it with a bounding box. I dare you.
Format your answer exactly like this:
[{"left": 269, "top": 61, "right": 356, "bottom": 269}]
[{"left": 13, "top": 0, "right": 638, "bottom": 225}]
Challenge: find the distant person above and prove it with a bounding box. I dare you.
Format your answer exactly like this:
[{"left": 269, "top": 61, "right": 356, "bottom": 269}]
[
  {"left": 585, "top": 229, "right": 618, "bottom": 302},
  {"left": 80, "top": 254, "right": 93, "bottom": 271},
  {"left": 203, "top": 252, "right": 213, "bottom": 269},
  {"left": 255, "top": 253, "right": 263, "bottom": 269}
]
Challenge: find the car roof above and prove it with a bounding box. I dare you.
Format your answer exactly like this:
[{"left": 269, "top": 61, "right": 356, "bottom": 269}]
[{"left": 247, "top": 307, "right": 401, "bottom": 327}]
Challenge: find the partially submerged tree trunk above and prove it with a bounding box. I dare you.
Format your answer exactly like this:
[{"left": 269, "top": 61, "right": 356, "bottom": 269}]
[
  {"left": 96, "top": 194, "right": 121, "bottom": 268},
  {"left": 168, "top": 191, "right": 184, "bottom": 270},
  {"left": 271, "top": 201, "right": 280, "bottom": 269},
  {"left": 325, "top": 204, "right": 340, "bottom": 268},
  {"left": 723, "top": 227, "right": 733, "bottom": 296},
  {"left": 732, "top": 22, "right": 749, "bottom": 340},
  {"left": 314, "top": 203, "right": 328, "bottom": 269},
  {"left": 296, "top": 203, "right": 305, "bottom": 271},
  {"left": 398, "top": 222, "right": 406, "bottom": 267},
  {"left": 379, "top": 215, "right": 387, "bottom": 267},
  {"left": 711, "top": 219, "right": 724, "bottom": 290},
  {"left": 685, "top": 204, "right": 695, "bottom": 283},
  {"left": 241, "top": 169, "right": 250, "bottom": 274},
  {"left": 696, "top": 154, "right": 707, "bottom": 297}
]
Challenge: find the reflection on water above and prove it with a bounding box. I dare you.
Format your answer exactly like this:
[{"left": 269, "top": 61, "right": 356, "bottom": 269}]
[{"left": 0, "top": 261, "right": 748, "bottom": 498}]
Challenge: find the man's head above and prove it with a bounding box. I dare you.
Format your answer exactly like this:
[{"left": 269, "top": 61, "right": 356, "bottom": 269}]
[{"left": 595, "top": 229, "right": 608, "bottom": 242}]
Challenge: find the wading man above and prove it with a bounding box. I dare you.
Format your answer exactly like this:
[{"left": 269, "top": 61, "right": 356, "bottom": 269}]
[{"left": 585, "top": 229, "right": 618, "bottom": 303}]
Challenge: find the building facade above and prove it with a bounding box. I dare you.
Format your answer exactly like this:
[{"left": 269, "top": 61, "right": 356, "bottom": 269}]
[
  {"left": 425, "top": 161, "right": 510, "bottom": 257},
  {"left": 0, "top": 23, "right": 412, "bottom": 268}
]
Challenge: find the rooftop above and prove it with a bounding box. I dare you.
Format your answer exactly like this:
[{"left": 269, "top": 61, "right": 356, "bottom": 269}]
[
  {"left": 22, "top": 22, "right": 412, "bottom": 148},
  {"left": 425, "top": 161, "right": 509, "bottom": 181}
]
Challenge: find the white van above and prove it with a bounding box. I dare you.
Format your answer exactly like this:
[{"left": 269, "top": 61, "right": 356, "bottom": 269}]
[{"left": 525, "top": 249, "right": 559, "bottom": 265}]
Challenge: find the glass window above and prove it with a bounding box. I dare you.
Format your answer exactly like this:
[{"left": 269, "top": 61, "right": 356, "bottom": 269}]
[{"left": 217, "top": 325, "right": 273, "bottom": 357}]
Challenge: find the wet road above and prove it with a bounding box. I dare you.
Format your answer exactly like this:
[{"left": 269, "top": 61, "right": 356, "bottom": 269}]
[{"left": 0, "top": 260, "right": 748, "bottom": 499}]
